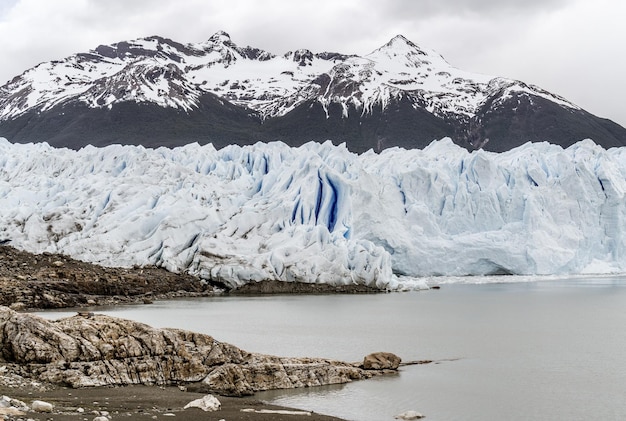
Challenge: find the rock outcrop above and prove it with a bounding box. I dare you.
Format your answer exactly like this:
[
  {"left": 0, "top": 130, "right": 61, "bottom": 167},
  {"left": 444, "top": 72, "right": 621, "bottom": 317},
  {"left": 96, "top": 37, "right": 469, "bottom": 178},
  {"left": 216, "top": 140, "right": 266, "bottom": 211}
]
[{"left": 0, "top": 306, "right": 397, "bottom": 396}]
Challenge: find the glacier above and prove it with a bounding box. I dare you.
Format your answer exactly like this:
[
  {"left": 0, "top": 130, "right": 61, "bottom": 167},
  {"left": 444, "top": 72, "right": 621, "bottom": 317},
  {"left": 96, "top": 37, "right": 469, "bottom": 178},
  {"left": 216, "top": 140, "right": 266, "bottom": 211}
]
[{"left": 1, "top": 137, "right": 626, "bottom": 290}]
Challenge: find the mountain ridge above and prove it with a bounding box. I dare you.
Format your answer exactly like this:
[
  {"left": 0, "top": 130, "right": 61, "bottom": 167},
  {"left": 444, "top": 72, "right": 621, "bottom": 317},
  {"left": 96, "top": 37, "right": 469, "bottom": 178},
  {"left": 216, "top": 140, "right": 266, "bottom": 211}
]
[{"left": 0, "top": 31, "right": 624, "bottom": 153}]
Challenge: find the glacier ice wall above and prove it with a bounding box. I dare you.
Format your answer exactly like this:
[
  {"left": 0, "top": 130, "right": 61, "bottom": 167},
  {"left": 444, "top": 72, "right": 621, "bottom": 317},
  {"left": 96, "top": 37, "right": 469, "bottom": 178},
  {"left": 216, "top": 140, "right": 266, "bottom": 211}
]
[{"left": 1, "top": 137, "right": 626, "bottom": 289}]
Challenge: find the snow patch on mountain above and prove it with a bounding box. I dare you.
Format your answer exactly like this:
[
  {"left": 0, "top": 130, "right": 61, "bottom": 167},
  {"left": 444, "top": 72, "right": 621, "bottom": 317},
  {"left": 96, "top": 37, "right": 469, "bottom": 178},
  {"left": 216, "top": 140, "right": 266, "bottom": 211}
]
[
  {"left": 0, "top": 31, "right": 579, "bottom": 123},
  {"left": 1, "top": 137, "right": 625, "bottom": 289}
]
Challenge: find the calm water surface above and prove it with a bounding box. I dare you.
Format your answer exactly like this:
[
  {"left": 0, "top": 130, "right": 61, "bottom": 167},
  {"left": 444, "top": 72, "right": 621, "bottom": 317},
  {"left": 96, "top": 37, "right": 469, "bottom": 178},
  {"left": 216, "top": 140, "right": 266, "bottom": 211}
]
[{"left": 38, "top": 277, "right": 626, "bottom": 420}]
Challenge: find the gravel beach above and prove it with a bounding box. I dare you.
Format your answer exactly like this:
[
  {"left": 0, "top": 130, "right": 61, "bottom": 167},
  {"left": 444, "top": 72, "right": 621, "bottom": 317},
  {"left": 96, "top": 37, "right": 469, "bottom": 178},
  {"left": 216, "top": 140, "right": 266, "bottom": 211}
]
[{"left": 0, "top": 383, "right": 347, "bottom": 420}]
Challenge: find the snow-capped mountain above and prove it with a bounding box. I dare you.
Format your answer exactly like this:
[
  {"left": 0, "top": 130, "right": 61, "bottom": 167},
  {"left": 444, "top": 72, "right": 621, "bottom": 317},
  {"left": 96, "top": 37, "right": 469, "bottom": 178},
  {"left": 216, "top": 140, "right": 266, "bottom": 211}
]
[
  {"left": 2, "top": 137, "right": 626, "bottom": 290},
  {"left": 1, "top": 31, "right": 625, "bottom": 152}
]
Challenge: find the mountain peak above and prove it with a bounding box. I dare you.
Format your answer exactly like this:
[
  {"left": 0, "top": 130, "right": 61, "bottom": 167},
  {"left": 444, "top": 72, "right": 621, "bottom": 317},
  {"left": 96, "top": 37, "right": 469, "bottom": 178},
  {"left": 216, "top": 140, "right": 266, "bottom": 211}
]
[
  {"left": 387, "top": 34, "right": 413, "bottom": 46},
  {"left": 202, "top": 30, "right": 236, "bottom": 50},
  {"left": 208, "top": 30, "right": 231, "bottom": 43},
  {"left": 198, "top": 30, "right": 244, "bottom": 65},
  {"left": 375, "top": 34, "right": 424, "bottom": 54},
  {"left": 365, "top": 33, "right": 442, "bottom": 70}
]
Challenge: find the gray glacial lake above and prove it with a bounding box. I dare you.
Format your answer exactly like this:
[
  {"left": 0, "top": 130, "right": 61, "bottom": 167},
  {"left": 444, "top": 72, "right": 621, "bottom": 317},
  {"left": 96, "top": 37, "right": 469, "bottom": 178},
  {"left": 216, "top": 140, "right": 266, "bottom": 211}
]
[{"left": 37, "top": 278, "right": 626, "bottom": 421}]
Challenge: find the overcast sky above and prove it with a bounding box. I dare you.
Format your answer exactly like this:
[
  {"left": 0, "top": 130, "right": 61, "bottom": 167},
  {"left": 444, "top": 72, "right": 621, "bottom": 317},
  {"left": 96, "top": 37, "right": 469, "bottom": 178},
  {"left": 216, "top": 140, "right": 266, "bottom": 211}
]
[{"left": 1, "top": 0, "right": 624, "bottom": 127}]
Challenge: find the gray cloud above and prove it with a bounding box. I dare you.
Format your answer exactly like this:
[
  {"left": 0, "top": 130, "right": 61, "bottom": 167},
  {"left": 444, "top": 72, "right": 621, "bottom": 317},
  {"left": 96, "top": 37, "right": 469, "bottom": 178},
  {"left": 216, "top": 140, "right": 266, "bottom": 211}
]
[{"left": 375, "top": 0, "right": 570, "bottom": 20}]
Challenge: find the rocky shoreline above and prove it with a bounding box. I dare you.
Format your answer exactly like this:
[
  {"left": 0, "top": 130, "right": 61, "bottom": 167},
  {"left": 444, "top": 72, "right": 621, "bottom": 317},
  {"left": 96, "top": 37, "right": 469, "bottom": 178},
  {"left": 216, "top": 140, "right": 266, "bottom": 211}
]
[
  {"left": 0, "top": 245, "right": 218, "bottom": 311},
  {"left": 0, "top": 245, "right": 412, "bottom": 421},
  {"left": 0, "top": 306, "right": 402, "bottom": 420}
]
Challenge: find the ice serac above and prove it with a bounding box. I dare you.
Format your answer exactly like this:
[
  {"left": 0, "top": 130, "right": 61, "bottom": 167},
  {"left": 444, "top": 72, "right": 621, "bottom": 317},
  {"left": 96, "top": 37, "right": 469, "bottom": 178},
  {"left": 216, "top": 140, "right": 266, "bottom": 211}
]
[{"left": 1, "top": 137, "right": 626, "bottom": 289}]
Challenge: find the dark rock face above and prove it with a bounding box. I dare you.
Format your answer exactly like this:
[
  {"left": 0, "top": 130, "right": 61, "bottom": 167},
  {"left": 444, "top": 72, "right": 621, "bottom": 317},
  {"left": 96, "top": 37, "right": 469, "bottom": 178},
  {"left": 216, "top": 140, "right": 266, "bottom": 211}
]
[
  {"left": 261, "top": 95, "right": 454, "bottom": 153},
  {"left": 469, "top": 93, "right": 626, "bottom": 152},
  {"left": 0, "top": 94, "right": 263, "bottom": 150},
  {"left": 0, "top": 92, "right": 456, "bottom": 153},
  {"left": 2, "top": 90, "right": 623, "bottom": 154}
]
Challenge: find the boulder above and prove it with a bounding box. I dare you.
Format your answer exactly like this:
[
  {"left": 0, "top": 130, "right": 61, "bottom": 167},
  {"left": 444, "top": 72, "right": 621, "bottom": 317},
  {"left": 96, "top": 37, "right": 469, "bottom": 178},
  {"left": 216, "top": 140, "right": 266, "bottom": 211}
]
[
  {"left": 363, "top": 352, "right": 401, "bottom": 370},
  {"left": 183, "top": 394, "right": 221, "bottom": 411},
  {"left": 31, "top": 399, "right": 54, "bottom": 413}
]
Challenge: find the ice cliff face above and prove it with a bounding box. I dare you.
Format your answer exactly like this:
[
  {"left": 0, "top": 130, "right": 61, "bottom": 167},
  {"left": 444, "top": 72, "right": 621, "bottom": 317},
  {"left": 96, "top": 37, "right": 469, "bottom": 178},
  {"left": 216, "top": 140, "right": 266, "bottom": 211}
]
[{"left": 1, "top": 137, "right": 625, "bottom": 289}]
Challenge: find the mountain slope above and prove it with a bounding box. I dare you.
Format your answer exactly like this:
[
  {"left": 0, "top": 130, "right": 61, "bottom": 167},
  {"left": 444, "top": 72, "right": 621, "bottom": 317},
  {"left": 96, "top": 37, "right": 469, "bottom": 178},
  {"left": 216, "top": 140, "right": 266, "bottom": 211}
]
[{"left": 1, "top": 31, "right": 625, "bottom": 152}]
